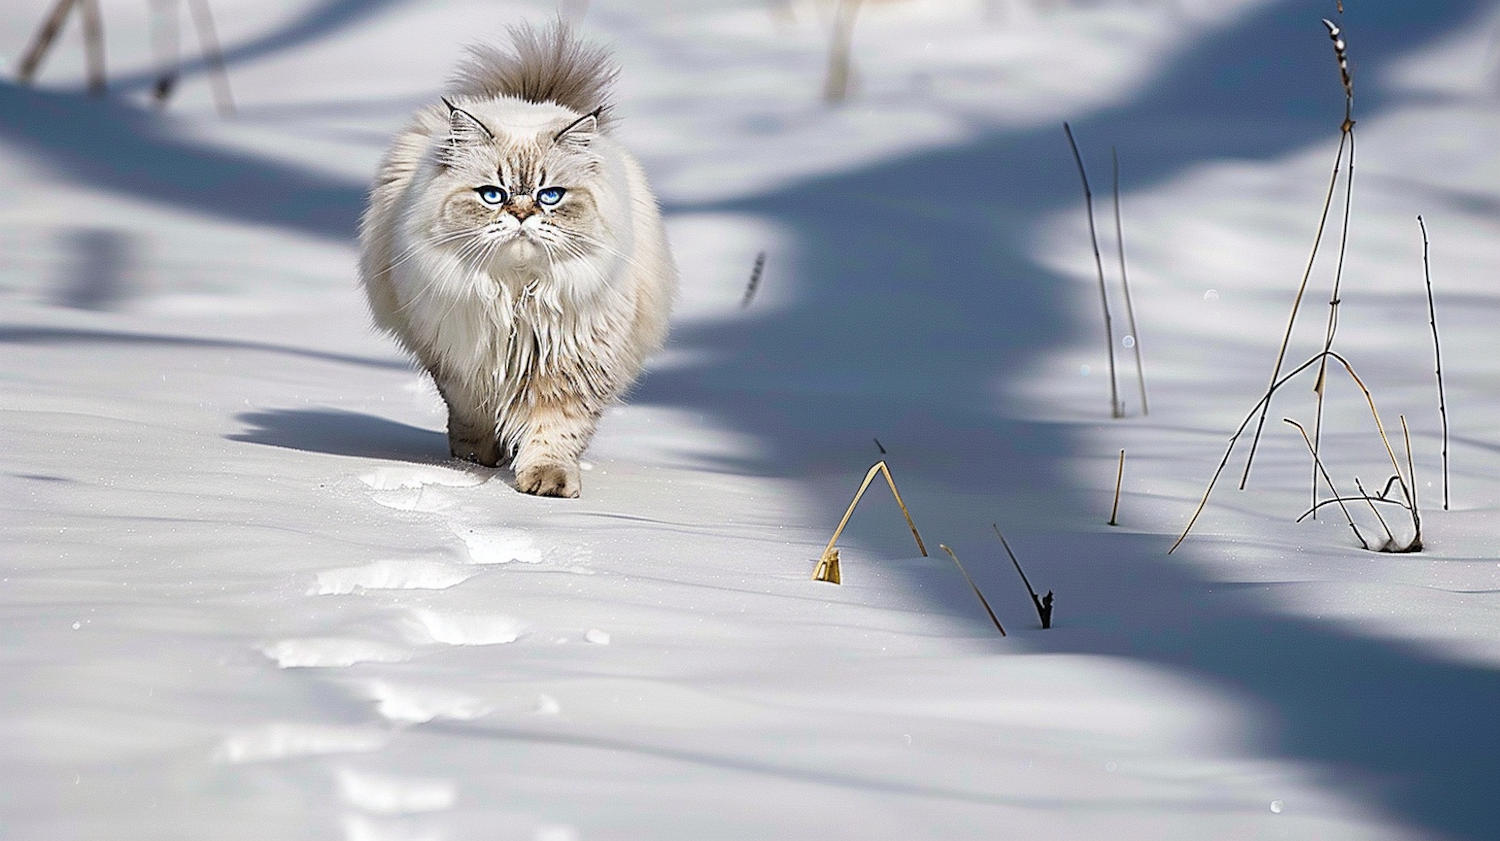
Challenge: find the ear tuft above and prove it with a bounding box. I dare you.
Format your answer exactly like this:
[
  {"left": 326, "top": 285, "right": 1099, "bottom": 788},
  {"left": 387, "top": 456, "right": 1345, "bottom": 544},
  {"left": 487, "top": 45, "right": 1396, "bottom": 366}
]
[
  {"left": 438, "top": 99, "right": 494, "bottom": 167},
  {"left": 552, "top": 107, "right": 603, "bottom": 149}
]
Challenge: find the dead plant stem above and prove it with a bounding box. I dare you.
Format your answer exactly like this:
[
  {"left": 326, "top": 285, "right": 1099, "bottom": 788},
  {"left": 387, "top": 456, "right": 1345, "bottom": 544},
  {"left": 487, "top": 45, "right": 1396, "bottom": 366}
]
[
  {"left": 1113, "top": 149, "right": 1148, "bottom": 415},
  {"left": 1418, "top": 215, "right": 1450, "bottom": 510},
  {"left": 1172, "top": 349, "right": 1410, "bottom": 553},
  {"left": 1284, "top": 418, "right": 1367, "bottom": 549},
  {"left": 939, "top": 545, "right": 1006, "bottom": 636},
  {"left": 1064, "top": 123, "right": 1122, "bottom": 418}
]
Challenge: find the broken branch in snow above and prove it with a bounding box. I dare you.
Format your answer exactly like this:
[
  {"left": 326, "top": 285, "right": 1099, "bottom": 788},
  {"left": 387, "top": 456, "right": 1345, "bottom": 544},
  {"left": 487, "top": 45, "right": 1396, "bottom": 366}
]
[
  {"left": 812, "top": 460, "right": 926, "bottom": 584},
  {"left": 1109, "top": 448, "right": 1125, "bottom": 527},
  {"left": 993, "top": 523, "right": 1051, "bottom": 629}
]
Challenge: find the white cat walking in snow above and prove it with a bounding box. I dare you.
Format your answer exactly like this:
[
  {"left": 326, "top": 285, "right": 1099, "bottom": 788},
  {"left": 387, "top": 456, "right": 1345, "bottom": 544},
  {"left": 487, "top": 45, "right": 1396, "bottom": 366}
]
[{"left": 359, "top": 24, "right": 677, "bottom": 497}]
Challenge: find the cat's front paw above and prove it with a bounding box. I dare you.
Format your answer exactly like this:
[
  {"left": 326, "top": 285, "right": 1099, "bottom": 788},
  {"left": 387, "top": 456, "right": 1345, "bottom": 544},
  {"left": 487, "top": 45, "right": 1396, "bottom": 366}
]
[{"left": 514, "top": 463, "right": 580, "bottom": 498}]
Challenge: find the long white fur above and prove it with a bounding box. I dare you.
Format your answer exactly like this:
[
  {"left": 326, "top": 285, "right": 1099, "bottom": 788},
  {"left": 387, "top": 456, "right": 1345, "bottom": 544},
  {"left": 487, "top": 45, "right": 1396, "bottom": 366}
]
[{"left": 358, "top": 24, "right": 676, "bottom": 497}]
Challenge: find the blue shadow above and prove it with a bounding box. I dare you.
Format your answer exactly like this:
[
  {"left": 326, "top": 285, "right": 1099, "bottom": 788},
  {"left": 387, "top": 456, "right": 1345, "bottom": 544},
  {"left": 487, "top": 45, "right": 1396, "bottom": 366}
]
[
  {"left": 641, "top": 2, "right": 1499, "bottom": 838},
  {"left": 1, "top": 0, "right": 1495, "bottom": 836}
]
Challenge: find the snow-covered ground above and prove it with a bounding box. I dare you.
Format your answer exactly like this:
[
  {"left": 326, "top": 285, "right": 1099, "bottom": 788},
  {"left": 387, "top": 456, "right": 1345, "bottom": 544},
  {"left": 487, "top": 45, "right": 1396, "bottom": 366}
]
[{"left": 3, "top": 1, "right": 1498, "bottom": 839}]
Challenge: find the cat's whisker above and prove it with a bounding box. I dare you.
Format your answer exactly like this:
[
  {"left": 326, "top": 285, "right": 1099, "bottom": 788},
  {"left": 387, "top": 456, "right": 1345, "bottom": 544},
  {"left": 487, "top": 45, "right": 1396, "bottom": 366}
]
[
  {"left": 541, "top": 232, "right": 613, "bottom": 289},
  {"left": 563, "top": 230, "right": 653, "bottom": 275},
  {"left": 378, "top": 228, "right": 484, "bottom": 277},
  {"left": 385, "top": 234, "right": 488, "bottom": 311},
  {"left": 391, "top": 235, "right": 493, "bottom": 315}
]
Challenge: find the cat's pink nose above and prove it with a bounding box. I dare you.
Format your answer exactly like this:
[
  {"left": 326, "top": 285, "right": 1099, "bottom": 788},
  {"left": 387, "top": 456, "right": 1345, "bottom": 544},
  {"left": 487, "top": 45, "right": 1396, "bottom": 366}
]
[{"left": 509, "top": 195, "right": 538, "bottom": 220}]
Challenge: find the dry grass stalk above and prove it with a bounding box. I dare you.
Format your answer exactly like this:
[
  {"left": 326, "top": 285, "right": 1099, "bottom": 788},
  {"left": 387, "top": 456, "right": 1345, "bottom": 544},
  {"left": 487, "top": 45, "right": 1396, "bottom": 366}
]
[
  {"left": 1308, "top": 16, "right": 1358, "bottom": 516},
  {"left": 812, "top": 460, "right": 927, "bottom": 583},
  {"left": 1172, "top": 350, "right": 1418, "bottom": 553},
  {"left": 1240, "top": 16, "right": 1357, "bottom": 489},
  {"left": 1399, "top": 415, "right": 1423, "bottom": 550},
  {"left": 1108, "top": 448, "right": 1124, "bottom": 526},
  {"left": 1352, "top": 476, "right": 1399, "bottom": 546},
  {"left": 1283, "top": 418, "right": 1368, "bottom": 549},
  {"left": 1112, "top": 149, "right": 1148, "bottom": 415},
  {"left": 78, "top": 0, "right": 105, "bottom": 95},
  {"left": 150, "top": 0, "right": 235, "bottom": 116},
  {"left": 993, "top": 524, "right": 1052, "bottom": 629},
  {"left": 16, "top": 0, "right": 106, "bottom": 95},
  {"left": 186, "top": 0, "right": 235, "bottom": 117},
  {"left": 17, "top": 0, "right": 80, "bottom": 85},
  {"left": 742, "top": 251, "right": 766, "bottom": 308},
  {"left": 1418, "top": 215, "right": 1450, "bottom": 510},
  {"left": 1064, "top": 123, "right": 1122, "bottom": 418},
  {"left": 939, "top": 545, "right": 1007, "bottom": 636},
  {"left": 822, "top": 0, "right": 863, "bottom": 104}
]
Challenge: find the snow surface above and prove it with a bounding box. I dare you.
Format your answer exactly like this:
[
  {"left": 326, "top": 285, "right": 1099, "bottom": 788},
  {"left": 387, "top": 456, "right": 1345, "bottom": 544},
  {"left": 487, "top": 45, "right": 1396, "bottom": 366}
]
[{"left": 3, "top": 0, "right": 1499, "bottom": 839}]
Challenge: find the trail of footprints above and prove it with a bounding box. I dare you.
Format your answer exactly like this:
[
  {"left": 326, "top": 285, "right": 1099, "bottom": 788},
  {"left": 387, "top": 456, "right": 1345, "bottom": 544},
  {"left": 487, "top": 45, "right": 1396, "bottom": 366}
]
[{"left": 218, "top": 463, "right": 602, "bottom": 841}]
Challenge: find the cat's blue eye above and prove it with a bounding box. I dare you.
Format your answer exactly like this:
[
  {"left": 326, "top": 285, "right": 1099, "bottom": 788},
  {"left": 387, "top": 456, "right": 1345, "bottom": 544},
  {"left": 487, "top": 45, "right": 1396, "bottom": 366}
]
[
  {"left": 536, "top": 187, "right": 566, "bottom": 207},
  {"left": 476, "top": 186, "right": 507, "bottom": 206}
]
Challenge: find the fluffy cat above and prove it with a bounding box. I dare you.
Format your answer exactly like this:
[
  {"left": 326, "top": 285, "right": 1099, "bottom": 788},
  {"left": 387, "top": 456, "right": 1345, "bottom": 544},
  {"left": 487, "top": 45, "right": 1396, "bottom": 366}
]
[{"left": 359, "top": 23, "right": 677, "bottom": 498}]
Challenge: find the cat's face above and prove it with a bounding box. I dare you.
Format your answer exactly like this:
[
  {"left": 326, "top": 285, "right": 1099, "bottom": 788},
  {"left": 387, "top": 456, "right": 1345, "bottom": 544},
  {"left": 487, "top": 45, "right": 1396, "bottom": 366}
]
[{"left": 426, "top": 103, "right": 608, "bottom": 276}]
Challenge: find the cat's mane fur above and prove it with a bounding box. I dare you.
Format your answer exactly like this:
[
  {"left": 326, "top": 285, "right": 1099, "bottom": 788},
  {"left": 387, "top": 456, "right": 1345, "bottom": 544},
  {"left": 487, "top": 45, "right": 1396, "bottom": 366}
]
[
  {"left": 358, "top": 22, "right": 676, "bottom": 498},
  {"left": 448, "top": 23, "right": 618, "bottom": 129}
]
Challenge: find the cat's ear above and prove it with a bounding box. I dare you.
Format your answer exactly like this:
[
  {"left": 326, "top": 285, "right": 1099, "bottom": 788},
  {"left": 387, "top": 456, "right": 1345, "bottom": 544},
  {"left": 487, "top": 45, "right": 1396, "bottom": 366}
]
[
  {"left": 552, "top": 107, "right": 602, "bottom": 149},
  {"left": 439, "top": 97, "right": 493, "bottom": 167}
]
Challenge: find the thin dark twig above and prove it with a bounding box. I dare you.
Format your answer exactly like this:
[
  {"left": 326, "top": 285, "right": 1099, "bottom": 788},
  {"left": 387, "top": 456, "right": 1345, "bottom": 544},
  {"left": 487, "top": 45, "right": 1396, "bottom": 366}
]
[
  {"left": 1175, "top": 352, "right": 1338, "bottom": 553},
  {"left": 992, "top": 525, "right": 1036, "bottom": 600},
  {"left": 742, "top": 251, "right": 766, "bottom": 308},
  {"left": 1241, "top": 18, "right": 1357, "bottom": 490},
  {"left": 1310, "top": 16, "right": 1358, "bottom": 515},
  {"left": 1108, "top": 448, "right": 1124, "bottom": 526},
  {"left": 1113, "top": 148, "right": 1148, "bottom": 415},
  {"left": 1296, "top": 488, "right": 1410, "bottom": 523},
  {"left": 1172, "top": 349, "right": 1409, "bottom": 553},
  {"left": 993, "top": 524, "right": 1050, "bottom": 629},
  {"left": 1419, "top": 215, "right": 1450, "bottom": 510},
  {"left": 1063, "top": 123, "right": 1121, "bottom": 418},
  {"left": 1284, "top": 418, "right": 1368, "bottom": 549},
  {"left": 1312, "top": 131, "right": 1356, "bottom": 513},
  {"left": 1241, "top": 133, "right": 1348, "bottom": 489},
  {"left": 1401, "top": 415, "right": 1422, "bottom": 548},
  {"left": 1352, "top": 476, "right": 1398, "bottom": 546}
]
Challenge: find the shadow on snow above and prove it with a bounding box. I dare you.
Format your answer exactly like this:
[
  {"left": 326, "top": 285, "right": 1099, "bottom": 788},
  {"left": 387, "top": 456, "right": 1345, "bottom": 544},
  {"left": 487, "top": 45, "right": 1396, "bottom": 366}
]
[
  {"left": 1, "top": 0, "right": 1495, "bottom": 837},
  {"left": 644, "top": 2, "right": 1500, "bottom": 839}
]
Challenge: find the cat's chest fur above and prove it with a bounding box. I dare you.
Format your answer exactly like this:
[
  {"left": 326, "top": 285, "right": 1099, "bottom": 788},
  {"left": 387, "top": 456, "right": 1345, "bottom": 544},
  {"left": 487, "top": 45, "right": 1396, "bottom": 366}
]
[{"left": 397, "top": 243, "right": 629, "bottom": 397}]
